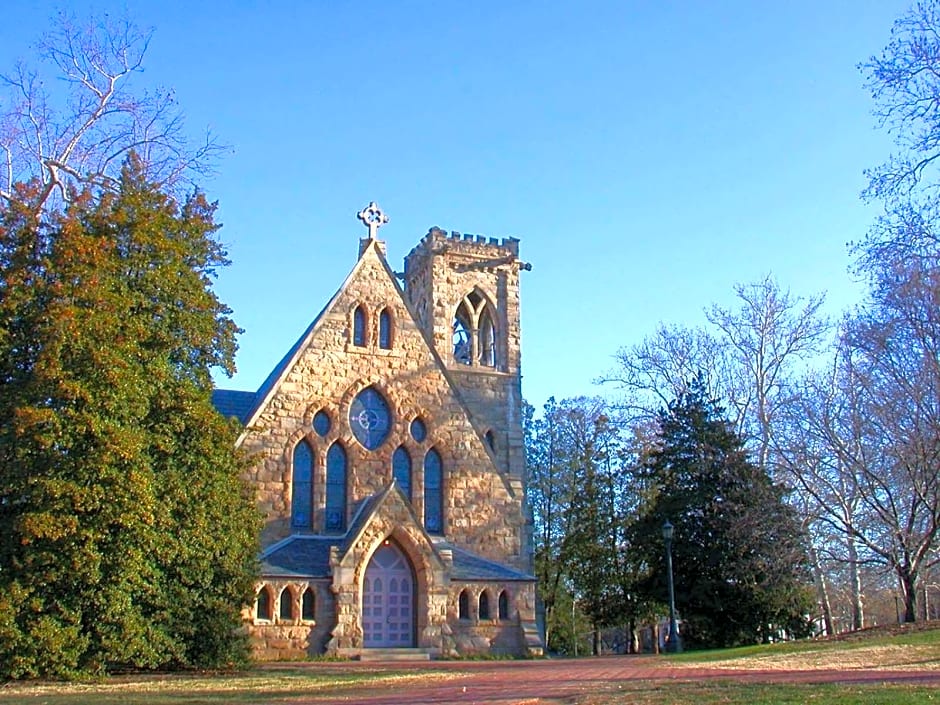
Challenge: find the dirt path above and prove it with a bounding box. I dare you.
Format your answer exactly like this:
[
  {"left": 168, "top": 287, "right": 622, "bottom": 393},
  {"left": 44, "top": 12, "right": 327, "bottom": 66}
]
[{"left": 266, "top": 656, "right": 940, "bottom": 704}]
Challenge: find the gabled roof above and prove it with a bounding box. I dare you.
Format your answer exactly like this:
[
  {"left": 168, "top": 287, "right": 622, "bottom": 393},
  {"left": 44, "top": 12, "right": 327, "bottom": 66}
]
[
  {"left": 211, "top": 389, "right": 256, "bottom": 424},
  {"left": 444, "top": 545, "right": 535, "bottom": 582},
  {"left": 260, "top": 536, "right": 337, "bottom": 578}
]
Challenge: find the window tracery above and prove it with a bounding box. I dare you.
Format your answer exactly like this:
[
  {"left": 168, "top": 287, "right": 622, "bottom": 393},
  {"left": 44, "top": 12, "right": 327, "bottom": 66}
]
[{"left": 452, "top": 289, "right": 498, "bottom": 368}]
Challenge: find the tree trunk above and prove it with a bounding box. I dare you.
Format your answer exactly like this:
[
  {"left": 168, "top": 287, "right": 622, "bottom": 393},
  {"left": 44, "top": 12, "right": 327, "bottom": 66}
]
[
  {"left": 809, "top": 544, "right": 834, "bottom": 635},
  {"left": 847, "top": 537, "right": 864, "bottom": 630},
  {"left": 900, "top": 569, "right": 918, "bottom": 623},
  {"left": 592, "top": 626, "right": 600, "bottom": 656}
]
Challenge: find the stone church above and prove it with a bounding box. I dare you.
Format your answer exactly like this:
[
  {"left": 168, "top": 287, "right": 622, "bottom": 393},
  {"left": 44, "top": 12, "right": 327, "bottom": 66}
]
[{"left": 212, "top": 204, "right": 542, "bottom": 659}]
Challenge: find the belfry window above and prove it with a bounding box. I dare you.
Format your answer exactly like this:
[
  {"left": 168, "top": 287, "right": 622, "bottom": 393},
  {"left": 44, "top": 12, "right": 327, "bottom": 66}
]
[
  {"left": 392, "top": 446, "right": 412, "bottom": 501},
  {"left": 378, "top": 308, "right": 392, "bottom": 349},
  {"left": 291, "top": 440, "right": 313, "bottom": 530},
  {"left": 424, "top": 448, "right": 443, "bottom": 534},
  {"left": 452, "top": 289, "right": 498, "bottom": 368},
  {"left": 325, "top": 442, "right": 347, "bottom": 532},
  {"left": 353, "top": 305, "right": 367, "bottom": 347},
  {"left": 478, "top": 308, "right": 496, "bottom": 366}
]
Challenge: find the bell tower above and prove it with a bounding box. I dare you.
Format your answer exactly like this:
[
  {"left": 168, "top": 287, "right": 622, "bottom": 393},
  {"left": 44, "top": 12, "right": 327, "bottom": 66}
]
[{"left": 403, "top": 228, "right": 529, "bottom": 484}]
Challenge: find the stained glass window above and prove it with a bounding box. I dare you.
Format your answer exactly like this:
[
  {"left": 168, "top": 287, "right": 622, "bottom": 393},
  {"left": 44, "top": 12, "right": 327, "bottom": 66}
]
[
  {"left": 291, "top": 440, "right": 313, "bottom": 530},
  {"left": 326, "top": 443, "right": 347, "bottom": 532},
  {"left": 379, "top": 308, "right": 392, "bottom": 349},
  {"left": 349, "top": 387, "right": 391, "bottom": 450},
  {"left": 410, "top": 417, "right": 427, "bottom": 443},
  {"left": 313, "top": 410, "right": 331, "bottom": 436},
  {"left": 424, "top": 448, "right": 443, "bottom": 534},
  {"left": 353, "top": 305, "right": 367, "bottom": 346},
  {"left": 392, "top": 446, "right": 412, "bottom": 501}
]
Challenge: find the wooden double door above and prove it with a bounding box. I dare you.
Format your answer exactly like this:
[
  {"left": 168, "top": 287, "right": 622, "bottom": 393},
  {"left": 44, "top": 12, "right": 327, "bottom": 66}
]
[{"left": 362, "top": 544, "right": 415, "bottom": 648}]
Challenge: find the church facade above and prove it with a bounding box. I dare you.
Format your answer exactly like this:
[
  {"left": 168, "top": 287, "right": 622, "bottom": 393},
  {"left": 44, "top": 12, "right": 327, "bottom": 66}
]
[{"left": 213, "top": 204, "right": 541, "bottom": 659}]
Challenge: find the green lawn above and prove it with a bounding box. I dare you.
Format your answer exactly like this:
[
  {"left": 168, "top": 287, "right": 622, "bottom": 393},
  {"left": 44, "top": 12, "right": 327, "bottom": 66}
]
[
  {"left": 2, "top": 625, "right": 938, "bottom": 705},
  {"left": 579, "top": 681, "right": 940, "bottom": 705}
]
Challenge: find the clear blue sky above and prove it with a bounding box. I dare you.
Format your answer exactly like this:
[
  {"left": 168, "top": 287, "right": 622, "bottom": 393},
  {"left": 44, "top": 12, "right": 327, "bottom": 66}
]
[{"left": 1, "top": 1, "right": 909, "bottom": 409}]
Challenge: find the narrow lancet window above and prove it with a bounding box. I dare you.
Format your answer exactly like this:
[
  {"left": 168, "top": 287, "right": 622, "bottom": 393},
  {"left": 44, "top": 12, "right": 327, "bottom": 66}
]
[
  {"left": 378, "top": 308, "right": 392, "bottom": 349},
  {"left": 325, "top": 443, "right": 347, "bottom": 532},
  {"left": 424, "top": 448, "right": 443, "bottom": 534},
  {"left": 392, "top": 446, "right": 412, "bottom": 501},
  {"left": 291, "top": 440, "right": 313, "bottom": 530},
  {"left": 353, "top": 305, "right": 367, "bottom": 346}
]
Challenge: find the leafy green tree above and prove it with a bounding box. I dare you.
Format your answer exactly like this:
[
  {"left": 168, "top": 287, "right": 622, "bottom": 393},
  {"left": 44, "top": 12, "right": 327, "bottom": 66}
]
[
  {"left": 0, "top": 159, "right": 258, "bottom": 678},
  {"left": 633, "top": 379, "right": 814, "bottom": 649}
]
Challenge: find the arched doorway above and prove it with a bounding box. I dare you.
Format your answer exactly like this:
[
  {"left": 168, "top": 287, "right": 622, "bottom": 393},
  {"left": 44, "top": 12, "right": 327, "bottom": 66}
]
[{"left": 362, "top": 542, "right": 415, "bottom": 648}]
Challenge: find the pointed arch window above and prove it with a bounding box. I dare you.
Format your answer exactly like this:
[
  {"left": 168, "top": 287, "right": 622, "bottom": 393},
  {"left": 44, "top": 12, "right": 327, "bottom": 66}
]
[
  {"left": 392, "top": 446, "right": 412, "bottom": 502},
  {"left": 291, "top": 440, "right": 313, "bottom": 530},
  {"left": 479, "top": 591, "right": 491, "bottom": 620},
  {"left": 478, "top": 307, "right": 496, "bottom": 366},
  {"left": 452, "top": 289, "right": 498, "bottom": 368},
  {"left": 424, "top": 448, "right": 443, "bottom": 534},
  {"left": 325, "top": 443, "right": 347, "bottom": 532},
  {"left": 378, "top": 308, "right": 392, "bottom": 349},
  {"left": 353, "top": 305, "right": 367, "bottom": 347},
  {"left": 256, "top": 587, "right": 272, "bottom": 621},
  {"left": 458, "top": 589, "right": 470, "bottom": 620},
  {"left": 302, "top": 587, "right": 316, "bottom": 621},
  {"left": 498, "top": 590, "right": 509, "bottom": 620},
  {"left": 279, "top": 588, "right": 294, "bottom": 620}
]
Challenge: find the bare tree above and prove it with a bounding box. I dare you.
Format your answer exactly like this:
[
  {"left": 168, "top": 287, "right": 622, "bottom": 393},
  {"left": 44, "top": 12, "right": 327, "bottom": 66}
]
[
  {"left": 862, "top": 1, "right": 940, "bottom": 201},
  {"left": 600, "top": 324, "right": 741, "bottom": 428},
  {"left": 603, "top": 276, "right": 829, "bottom": 471},
  {"left": 784, "top": 304, "right": 940, "bottom": 623},
  {"left": 707, "top": 275, "right": 829, "bottom": 470},
  {"left": 0, "top": 12, "right": 223, "bottom": 214}
]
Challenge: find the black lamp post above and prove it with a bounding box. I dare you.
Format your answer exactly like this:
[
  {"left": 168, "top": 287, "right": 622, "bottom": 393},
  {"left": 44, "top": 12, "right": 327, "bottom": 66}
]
[{"left": 662, "top": 520, "right": 682, "bottom": 653}]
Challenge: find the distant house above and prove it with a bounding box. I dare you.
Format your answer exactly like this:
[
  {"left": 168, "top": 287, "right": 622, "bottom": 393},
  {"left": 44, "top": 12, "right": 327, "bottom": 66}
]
[{"left": 213, "top": 205, "right": 541, "bottom": 658}]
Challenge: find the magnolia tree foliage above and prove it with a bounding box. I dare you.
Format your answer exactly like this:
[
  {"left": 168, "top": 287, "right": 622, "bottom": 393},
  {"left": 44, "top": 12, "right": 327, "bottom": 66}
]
[
  {"left": 630, "top": 381, "right": 815, "bottom": 648},
  {"left": 0, "top": 160, "right": 258, "bottom": 679}
]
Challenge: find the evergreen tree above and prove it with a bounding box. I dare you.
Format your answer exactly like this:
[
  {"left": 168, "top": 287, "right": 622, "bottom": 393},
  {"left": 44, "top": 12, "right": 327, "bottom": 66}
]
[
  {"left": 633, "top": 379, "right": 814, "bottom": 649},
  {"left": 0, "top": 158, "right": 258, "bottom": 678}
]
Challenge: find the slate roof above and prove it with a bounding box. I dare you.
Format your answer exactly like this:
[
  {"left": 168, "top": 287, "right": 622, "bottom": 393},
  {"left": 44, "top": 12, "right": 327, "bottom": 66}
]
[
  {"left": 211, "top": 389, "right": 256, "bottom": 424},
  {"left": 444, "top": 545, "right": 535, "bottom": 582},
  {"left": 257, "top": 533, "right": 535, "bottom": 583},
  {"left": 260, "top": 536, "right": 338, "bottom": 578}
]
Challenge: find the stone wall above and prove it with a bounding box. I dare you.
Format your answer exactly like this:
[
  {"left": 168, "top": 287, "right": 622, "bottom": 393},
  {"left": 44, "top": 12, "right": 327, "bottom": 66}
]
[{"left": 246, "top": 579, "right": 334, "bottom": 659}]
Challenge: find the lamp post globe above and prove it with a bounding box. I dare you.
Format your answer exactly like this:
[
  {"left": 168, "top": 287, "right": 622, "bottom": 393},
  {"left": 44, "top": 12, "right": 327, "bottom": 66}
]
[{"left": 662, "top": 520, "right": 681, "bottom": 653}]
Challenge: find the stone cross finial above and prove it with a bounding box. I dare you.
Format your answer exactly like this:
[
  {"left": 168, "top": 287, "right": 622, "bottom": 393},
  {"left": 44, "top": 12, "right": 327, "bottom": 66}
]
[{"left": 357, "top": 201, "right": 389, "bottom": 239}]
